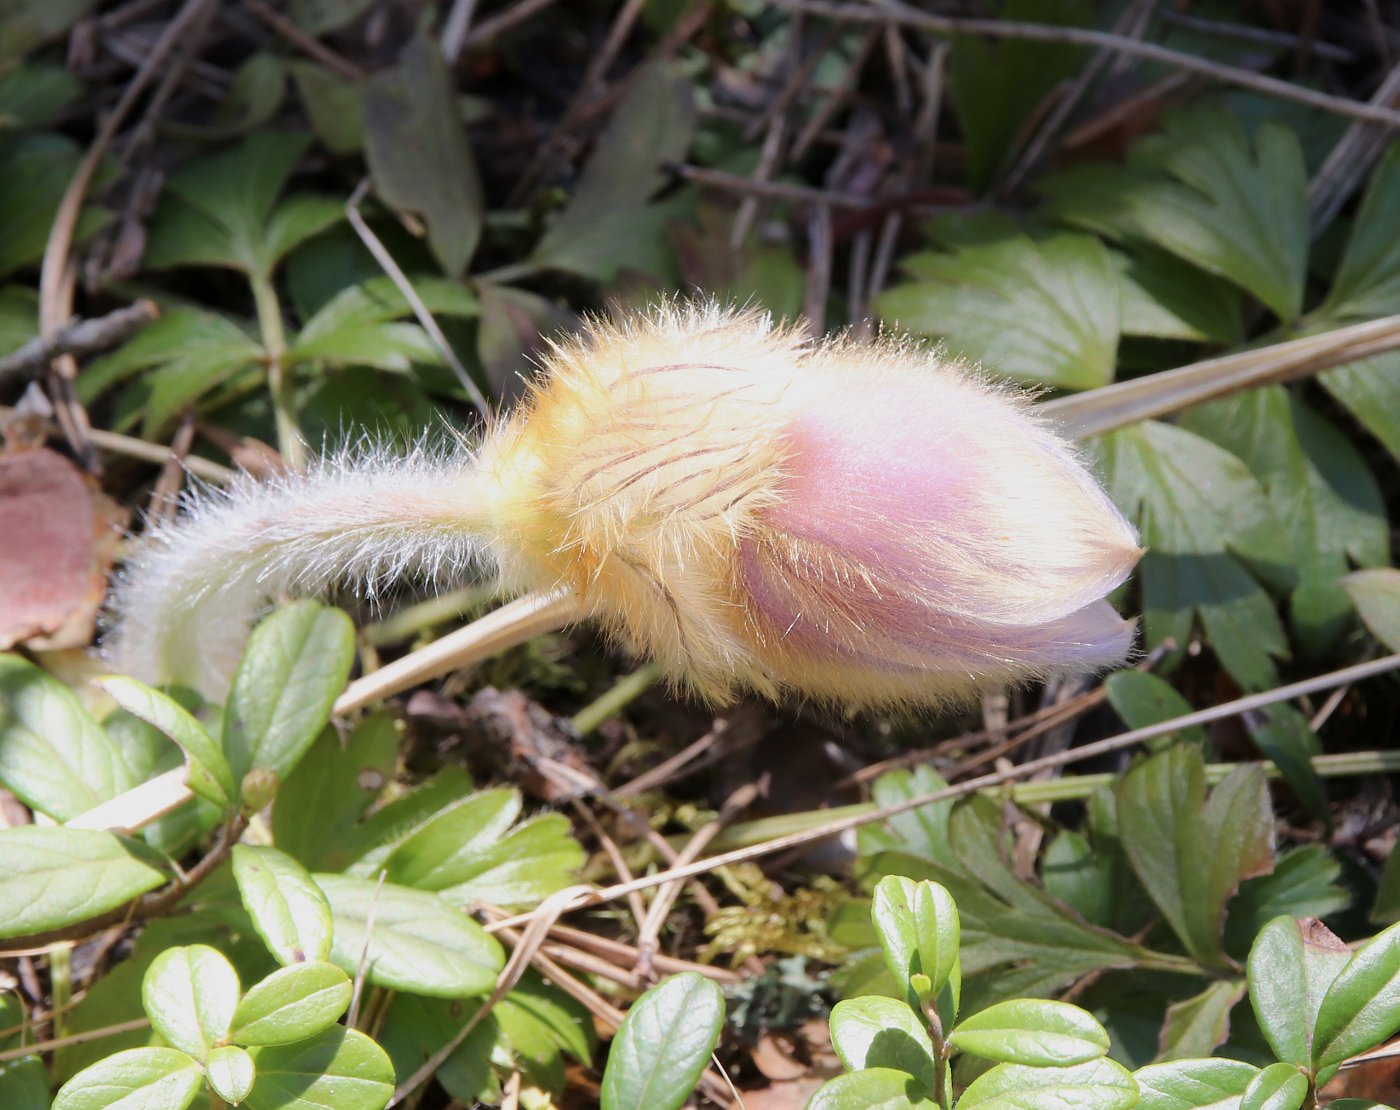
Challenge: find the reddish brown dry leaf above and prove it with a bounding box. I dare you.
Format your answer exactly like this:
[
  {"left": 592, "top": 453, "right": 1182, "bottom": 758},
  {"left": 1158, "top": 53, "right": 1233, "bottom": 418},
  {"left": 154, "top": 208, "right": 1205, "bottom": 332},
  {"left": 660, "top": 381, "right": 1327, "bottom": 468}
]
[{"left": 0, "top": 446, "right": 126, "bottom": 651}]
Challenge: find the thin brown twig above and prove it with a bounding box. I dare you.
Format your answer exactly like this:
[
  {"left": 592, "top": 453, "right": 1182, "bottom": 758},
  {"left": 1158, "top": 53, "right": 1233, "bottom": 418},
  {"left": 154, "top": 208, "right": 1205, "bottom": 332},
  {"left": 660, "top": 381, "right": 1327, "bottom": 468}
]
[
  {"left": 39, "top": 0, "right": 220, "bottom": 468},
  {"left": 486, "top": 652, "right": 1400, "bottom": 934},
  {"left": 461, "top": 0, "right": 562, "bottom": 49},
  {"left": 241, "top": 0, "right": 366, "bottom": 79},
  {"left": 782, "top": 0, "right": 1400, "bottom": 128},
  {"left": 0, "top": 300, "right": 158, "bottom": 389}
]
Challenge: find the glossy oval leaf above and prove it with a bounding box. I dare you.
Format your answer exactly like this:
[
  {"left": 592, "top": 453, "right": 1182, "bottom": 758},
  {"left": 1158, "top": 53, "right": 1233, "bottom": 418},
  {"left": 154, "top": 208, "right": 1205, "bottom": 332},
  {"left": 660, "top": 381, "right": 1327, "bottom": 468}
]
[
  {"left": 1240, "top": 1062, "right": 1307, "bottom": 1110},
  {"left": 1248, "top": 915, "right": 1350, "bottom": 1066},
  {"left": 1134, "top": 1058, "right": 1259, "bottom": 1109},
  {"left": 246, "top": 1026, "right": 393, "bottom": 1110},
  {"left": 599, "top": 972, "right": 724, "bottom": 1110},
  {"left": 871, "top": 876, "right": 960, "bottom": 1008},
  {"left": 232, "top": 843, "right": 333, "bottom": 964},
  {"left": 97, "top": 676, "right": 233, "bottom": 808},
  {"left": 382, "top": 787, "right": 521, "bottom": 889},
  {"left": 828, "top": 996, "right": 936, "bottom": 1093},
  {"left": 948, "top": 998, "right": 1110, "bottom": 1067},
  {"left": 316, "top": 873, "right": 503, "bottom": 997},
  {"left": 206, "top": 1045, "right": 255, "bottom": 1105},
  {"left": 806, "top": 1067, "right": 938, "bottom": 1110},
  {"left": 1313, "top": 921, "right": 1400, "bottom": 1069},
  {"left": 142, "top": 944, "right": 240, "bottom": 1061},
  {"left": 231, "top": 962, "right": 352, "bottom": 1046},
  {"left": 0, "top": 654, "right": 134, "bottom": 820},
  {"left": 957, "top": 1058, "right": 1138, "bottom": 1110},
  {"left": 52, "top": 1046, "right": 203, "bottom": 1110},
  {"left": 223, "top": 600, "right": 356, "bottom": 788},
  {"left": 0, "top": 826, "right": 169, "bottom": 939}
]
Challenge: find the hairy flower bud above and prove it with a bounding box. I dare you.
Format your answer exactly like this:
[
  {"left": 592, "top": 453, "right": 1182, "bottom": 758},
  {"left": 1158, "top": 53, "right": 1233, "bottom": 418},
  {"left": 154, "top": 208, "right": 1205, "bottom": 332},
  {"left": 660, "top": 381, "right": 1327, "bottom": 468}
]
[
  {"left": 109, "top": 303, "right": 1141, "bottom": 710},
  {"left": 474, "top": 304, "right": 1142, "bottom": 708}
]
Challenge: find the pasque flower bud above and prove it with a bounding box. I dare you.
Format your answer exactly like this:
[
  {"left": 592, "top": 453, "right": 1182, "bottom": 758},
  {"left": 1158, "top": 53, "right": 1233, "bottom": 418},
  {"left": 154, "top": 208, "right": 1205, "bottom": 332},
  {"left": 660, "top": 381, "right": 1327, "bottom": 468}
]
[{"left": 110, "top": 303, "right": 1141, "bottom": 709}]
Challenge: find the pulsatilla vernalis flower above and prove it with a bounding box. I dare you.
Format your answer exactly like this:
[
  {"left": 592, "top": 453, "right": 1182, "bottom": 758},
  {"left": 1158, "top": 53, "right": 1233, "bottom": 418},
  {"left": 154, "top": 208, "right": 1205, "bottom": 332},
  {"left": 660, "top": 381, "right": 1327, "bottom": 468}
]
[{"left": 110, "top": 304, "right": 1141, "bottom": 709}]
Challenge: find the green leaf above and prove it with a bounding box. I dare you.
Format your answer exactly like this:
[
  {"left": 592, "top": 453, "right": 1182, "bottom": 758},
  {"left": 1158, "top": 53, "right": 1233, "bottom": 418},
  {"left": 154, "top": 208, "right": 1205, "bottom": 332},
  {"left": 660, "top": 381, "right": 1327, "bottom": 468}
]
[
  {"left": 97, "top": 676, "right": 234, "bottom": 808},
  {"left": 166, "top": 53, "right": 286, "bottom": 140},
  {"left": 382, "top": 788, "right": 521, "bottom": 888},
  {"left": 232, "top": 844, "right": 334, "bottom": 965},
  {"left": 142, "top": 944, "right": 240, "bottom": 1061},
  {"left": 206, "top": 1044, "right": 256, "bottom": 1105},
  {"left": 1182, "top": 388, "right": 1387, "bottom": 654},
  {"left": 1117, "top": 745, "right": 1274, "bottom": 968},
  {"left": 531, "top": 62, "right": 695, "bottom": 282},
  {"left": 146, "top": 132, "right": 327, "bottom": 277},
  {"left": 433, "top": 814, "right": 586, "bottom": 911},
  {"left": 857, "top": 765, "right": 954, "bottom": 864},
  {"left": 0, "top": 654, "right": 136, "bottom": 820},
  {"left": 1322, "top": 355, "right": 1400, "bottom": 467},
  {"left": 494, "top": 970, "right": 595, "bottom": 1089},
  {"left": 52, "top": 1047, "right": 203, "bottom": 1110},
  {"left": 230, "top": 962, "right": 351, "bottom": 1046},
  {"left": 1243, "top": 706, "right": 1328, "bottom": 824},
  {"left": 947, "top": 0, "right": 1088, "bottom": 193},
  {"left": 288, "top": 276, "right": 475, "bottom": 371},
  {"left": 1320, "top": 143, "right": 1400, "bottom": 319},
  {"left": 77, "top": 308, "right": 263, "bottom": 427},
  {"left": 0, "top": 134, "right": 109, "bottom": 279},
  {"left": 1156, "top": 980, "right": 1247, "bottom": 1063},
  {"left": 599, "top": 972, "right": 725, "bottom": 1110},
  {"left": 291, "top": 61, "right": 364, "bottom": 154},
  {"left": 807, "top": 1067, "right": 938, "bottom": 1109},
  {"left": 316, "top": 874, "right": 504, "bottom": 997},
  {"left": 223, "top": 600, "right": 357, "bottom": 788},
  {"left": 1133, "top": 1058, "right": 1259, "bottom": 1109},
  {"left": 1104, "top": 670, "right": 1205, "bottom": 751},
  {"left": 1374, "top": 848, "right": 1400, "bottom": 926},
  {"left": 1313, "top": 920, "right": 1400, "bottom": 1069},
  {"left": 0, "top": 62, "right": 82, "bottom": 129},
  {"left": 1098, "top": 421, "right": 1291, "bottom": 690},
  {"left": 272, "top": 715, "right": 398, "bottom": 870},
  {"left": 245, "top": 1026, "right": 393, "bottom": 1110},
  {"left": 1239, "top": 1063, "right": 1307, "bottom": 1110},
  {"left": 343, "top": 766, "right": 476, "bottom": 876},
  {"left": 871, "top": 876, "right": 961, "bottom": 1011},
  {"left": 958, "top": 1058, "right": 1138, "bottom": 1110},
  {"left": 0, "top": 826, "right": 169, "bottom": 939},
  {"left": 828, "top": 996, "right": 936, "bottom": 1092},
  {"left": 1110, "top": 245, "right": 1243, "bottom": 344},
  {"left": 1226, "top": 846, "right": 1350, "bottom": 953},
  {"left": 1342, "top": 568, "right": 1400, "bottom": 652},
  {"left": 1050, "top": 106, "right": 1308, "bottom": 322},
  {"left": 364, "top": 32, "right": 482, "bottom": 277},
  {"left": 948, "top": 999, "right": 1110, "bottom": 1067},
  {"left": 875, "top": 231, "right": 1119, "bottom": 391}
]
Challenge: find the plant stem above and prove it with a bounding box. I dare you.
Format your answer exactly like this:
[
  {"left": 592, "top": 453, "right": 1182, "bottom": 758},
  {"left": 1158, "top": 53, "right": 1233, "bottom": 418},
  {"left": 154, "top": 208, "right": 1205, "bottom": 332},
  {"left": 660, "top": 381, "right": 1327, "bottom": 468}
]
[
  {"left": 249, "top": 272, "right": 304, "bottom": 469},
  {"left": 571, "top": 662, "right": 663, "bottom": 736},
  {"left": 48, "top": 945, "right": 72, "bottom": 1040},
  {"left": 925, "top": 1003, "right": 950, "bottom": 1109}
]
